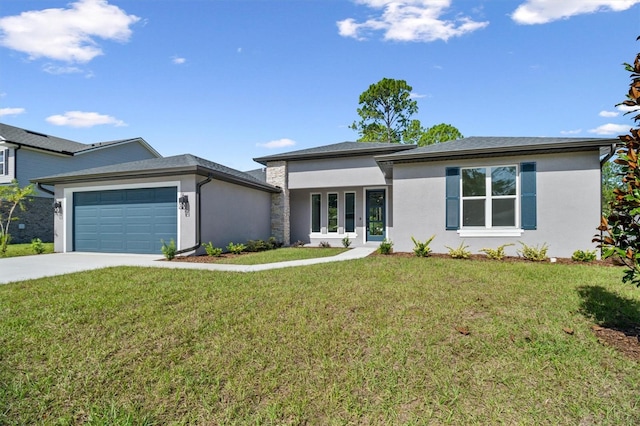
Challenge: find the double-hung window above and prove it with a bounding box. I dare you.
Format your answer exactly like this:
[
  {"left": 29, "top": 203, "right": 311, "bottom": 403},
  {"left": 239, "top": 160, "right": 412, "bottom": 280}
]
[
  {"left": 462, "top": 166, "right": 517, "bottom": 228},
  {"left": 446, "top": 162, "right": 536, "bottom": 234}
]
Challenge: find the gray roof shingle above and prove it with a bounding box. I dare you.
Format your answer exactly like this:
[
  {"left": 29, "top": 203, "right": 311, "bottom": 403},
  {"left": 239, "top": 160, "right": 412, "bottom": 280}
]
[
  {"left": 0, "top": 123, "right": 160, "bottom": 157},
  {"left": 375, "top": 136, "right": 618, "bottom": 162},
  {"left": 32, "top": 154, "right": 280, "bottom": 193},
  {"left": 253, "top": 141, "right": 416, "bottom": 165}
]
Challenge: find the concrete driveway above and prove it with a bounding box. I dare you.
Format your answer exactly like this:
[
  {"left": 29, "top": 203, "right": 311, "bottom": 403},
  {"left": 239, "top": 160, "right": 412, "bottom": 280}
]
[{"left": 0, "top": 247, "right": 377, "bottom": 285}]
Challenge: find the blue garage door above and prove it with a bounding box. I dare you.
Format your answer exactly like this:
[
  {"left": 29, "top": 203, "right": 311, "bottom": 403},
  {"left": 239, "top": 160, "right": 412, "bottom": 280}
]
[{"left": 74, "top": 187, "right": 177, "bottom": 254}]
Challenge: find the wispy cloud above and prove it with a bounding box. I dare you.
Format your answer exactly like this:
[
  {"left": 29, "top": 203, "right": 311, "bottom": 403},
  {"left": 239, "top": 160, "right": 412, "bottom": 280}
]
[
  {"left": 172, "top": 56, "right": 186, "bottom": 65},
  {"left": 46, "top": 111, "right": 126, "bottom": 128},
  {"left": 256, "top": 138, "right": 296, "bottom": 149},
  {"left": 0, "top": 107, "right": 26, "bottom": 117},
  {"left": 512, "top": 0, "right": 640, "bottom": 25},
  {"left": 588, "top": 123, "right": 630, "bottom": 135},
  {"left": 409, "top": 92, "right": 428, "bottom": 99},
  {"left": 43, "top": 64, "right": 84, "bottom": 75},
  {"left": 0, "top": 0, "right": 140, "bottom": 63},
  {"left": 560, "top": 129, "right": 582, "bottom": 135},
  {"left": 599, "top": 110, "right": 619, "bottom": 118},
  {"left": 337, "top": 0, "right": 489, "bottom": 42}
]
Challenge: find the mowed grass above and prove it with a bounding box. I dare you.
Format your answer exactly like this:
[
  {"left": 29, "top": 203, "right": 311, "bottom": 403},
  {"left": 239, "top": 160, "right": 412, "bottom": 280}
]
[
  {"left": 1, "top": 242, "right": 54, "bottom": 258},
  {"left": 1, "top": 257, "right": 640, "bottom": 424},
  {"left": 204, "top": 247, "right": 348, "bottom": 265}
]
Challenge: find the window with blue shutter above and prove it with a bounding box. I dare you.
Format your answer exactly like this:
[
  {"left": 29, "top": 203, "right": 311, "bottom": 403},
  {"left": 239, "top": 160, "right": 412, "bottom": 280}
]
[
  {"left": 520, "top": 162, "right": 537, "bottom": 230},
  {"left": 445, "top": 167, "right": 460, "bottom": 230}
]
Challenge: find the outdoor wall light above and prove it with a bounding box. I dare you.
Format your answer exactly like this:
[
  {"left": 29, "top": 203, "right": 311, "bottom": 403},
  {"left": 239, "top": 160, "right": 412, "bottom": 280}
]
[
  {"left": 178, "top": 195, "right": 189, "bottom": 210},
  {"left": 53, "top": 201, "right": 62, "bottom": 215}
]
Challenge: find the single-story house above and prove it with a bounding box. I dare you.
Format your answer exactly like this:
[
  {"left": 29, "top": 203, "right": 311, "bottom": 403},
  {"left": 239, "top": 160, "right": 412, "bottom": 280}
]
[
  {"left": 33, "top": 136, "right": 617, "bottom": 258},
  {"left": 0, "top": 123, "right": 161, "bottom": 243}
]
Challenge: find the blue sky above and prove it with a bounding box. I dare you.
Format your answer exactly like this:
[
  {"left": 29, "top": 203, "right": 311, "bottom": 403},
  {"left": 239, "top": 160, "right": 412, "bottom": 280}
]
[{"left": 1, "top": 0, "right": 639, "bottom": 171}]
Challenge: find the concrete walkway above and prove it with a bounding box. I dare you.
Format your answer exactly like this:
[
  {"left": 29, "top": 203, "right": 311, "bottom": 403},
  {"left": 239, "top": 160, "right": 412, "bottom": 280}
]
[{"left": 0, "top": 247, "right": 378, "bottom": 285}]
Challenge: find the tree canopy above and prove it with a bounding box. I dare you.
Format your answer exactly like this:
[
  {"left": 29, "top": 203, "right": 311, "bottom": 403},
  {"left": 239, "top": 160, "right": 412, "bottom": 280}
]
[
  {"left": 350, "top": 78, "right": 418, "bottom": 144},
  {"left": 350, "top": 78, "right": 462, "bottom": 145}
]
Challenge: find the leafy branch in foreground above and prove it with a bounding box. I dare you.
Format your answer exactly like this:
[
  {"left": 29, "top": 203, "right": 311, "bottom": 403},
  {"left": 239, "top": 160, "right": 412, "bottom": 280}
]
[{"left": 595, "top": 36, "right": 640, "bottom": 286}]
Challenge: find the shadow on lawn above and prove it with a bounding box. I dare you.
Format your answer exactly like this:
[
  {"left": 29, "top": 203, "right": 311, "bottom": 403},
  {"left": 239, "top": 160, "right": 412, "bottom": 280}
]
[{"left": 577, "top": 285, "right": 640, "bottom": 360}]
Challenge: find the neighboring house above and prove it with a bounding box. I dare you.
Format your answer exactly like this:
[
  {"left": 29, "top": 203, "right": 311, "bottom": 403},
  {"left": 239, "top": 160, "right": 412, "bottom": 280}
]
[
  {"left": 33, "top": 136, "right": 617, "bottom": 258},
  {"left": 34, "top": 154, "right": 279, "bottom": 254},
  {"left": 0, "top": 123, "right": 161, "bottom": 243}
]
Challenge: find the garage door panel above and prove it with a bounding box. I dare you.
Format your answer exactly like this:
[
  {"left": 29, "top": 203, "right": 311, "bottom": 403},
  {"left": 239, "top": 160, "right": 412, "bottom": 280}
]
[{"left": 74, "top": 187, "right": 177, "bottom": 254}]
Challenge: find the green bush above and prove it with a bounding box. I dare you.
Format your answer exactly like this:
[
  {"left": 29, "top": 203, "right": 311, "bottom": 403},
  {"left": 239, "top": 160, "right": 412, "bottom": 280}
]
[
  {"left": 445, "top": 241, "right": 471, "bottom": 259},
  {"left": 342, "top": 236, "right": 352, "bottom": 248},
  {"left": 378, "top": 238, "right": 393, "bottom": 255},
  {"left": 411, "top": 235, "right": 435, "bottom": 257},
  {"left": 31, "top": 238, "right": 45, "bottom": 254},
  {"left": 226, "top": 242, "right": 246, "bottom": 255},
  {"left": 517, "top": 242, "right": 549, "bottom": 262},
  {"left": 245, "top": 239, "right": 271, "bottom": 252},
  {"left": 203, "top": 242, "right": 223, "bottom": 257},
  {"left": 572, "top": 249, "right": 597, "bottom": 262},
  {"left": 480, "top": 243, "right": 514, "bottom": 260},
  {"left": 161, "top": 239, "right": 177, "bottom": 260}
]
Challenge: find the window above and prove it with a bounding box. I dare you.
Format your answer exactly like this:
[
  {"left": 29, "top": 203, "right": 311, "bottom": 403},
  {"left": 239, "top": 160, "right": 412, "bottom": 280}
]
[
  {"left": 345, "top": 192, "right": 355, "bottom": 233},
  {"left": 462, "top": 166, "right": 516, "bottom": 228},
  {"left": 328, "top": 193, "right": 338, "bottom": 232},
  {"left": 0, "top": 149, "right": 5, "bottom": 175},
  {"left": 311, "top": 194, "right": 321, "bottom": 233},
  {"left": 446, "top": 163, "right": 536, "bottom": 233}
]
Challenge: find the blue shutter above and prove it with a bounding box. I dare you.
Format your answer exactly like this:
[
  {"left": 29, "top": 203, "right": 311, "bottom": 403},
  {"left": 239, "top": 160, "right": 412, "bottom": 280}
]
[
  {"left": 445, "top": 167, "right": 460, "bottom": 230},
  {"left": 520, "top": 162, "right": 536, "bottom": 230}
]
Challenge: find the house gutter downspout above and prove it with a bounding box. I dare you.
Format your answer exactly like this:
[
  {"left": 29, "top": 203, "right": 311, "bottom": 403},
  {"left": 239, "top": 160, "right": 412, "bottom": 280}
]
[
  {"left": 175, "top": 174, "right": 214, "bottom": 255},
  {"left": 599, "top": 142, "right": 618, "bottom": 258},
  {"left": 37, "top": 183, "right": 55, "bottom": 196}
]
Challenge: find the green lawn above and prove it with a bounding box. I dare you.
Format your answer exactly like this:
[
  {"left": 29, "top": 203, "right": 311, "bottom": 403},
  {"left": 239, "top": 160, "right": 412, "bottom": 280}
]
[
  {"left": 197, "top": 247, "right": 348, "bottom": 265},
  {"left": 1, "top": 257, "right": 639, "bottom": 424},
  {"left": 1, "top": 242, "right": 54, "bottom": 258}
]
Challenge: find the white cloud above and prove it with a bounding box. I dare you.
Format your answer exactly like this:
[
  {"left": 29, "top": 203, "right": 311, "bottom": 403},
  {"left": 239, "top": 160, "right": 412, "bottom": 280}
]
[
  {"left": 43, "top": 64, "right": 84, "bottom": 75},
  {"left": 618, "top": 104, "right": 640, "bottom": 113},
  {"left": 409, "top": 92, "right": 428, "bottom": 99},
  {"left": 0, "top": 0, "right": 140, "bottom": 63},
  {"left": 0, "top": 107, "right": 26, "bottom": 117},
  {"left": 560, "top": 129, "right": 582, "bottom": 135},
  {"left": 512, "top": 0, "right": 640, "bottom": 25},
  {"left": 599, "top": 110, "right": 619, "bottom": 118},
  {"left": 337, "top": 0, "right": 489, "bottom": 42},
  {"left": 172, "top": 56, "right": 186, "bottom": 65},
  {"left": 46, "top": 111, "right": 126, "bottom": 128},
  {"left": 588, "top": 123, "right": 630, "bottom": 135},
  {"left": 256, "top": 138, "right": 296, "bottom": 149}
]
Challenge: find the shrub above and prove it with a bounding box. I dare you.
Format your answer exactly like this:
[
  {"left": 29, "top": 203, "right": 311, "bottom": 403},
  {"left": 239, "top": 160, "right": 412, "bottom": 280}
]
[
  {"left": 342, "top": 236, "right": 352, "bottom": 248},
  {"left": 226, "top": 242, "right": 246, "bottom": 254},
  {"left": 161, "top": 239, "right": 177, "bottom": 260},
  {"left": 517, "top": 242, "right": 549, "bottom": 262},
  {"left": 203, "top": 242, "right": 223, "bottom": 257},
  {"left": 291, "top": 240, "right": 306, "bottom": 248},
  {"left": 411, "top": 235, "right": 435, "bottom": 257},
  {"left": 572, "top": 249, "right": 597, "bottom": 262},
  {"left": 319, "top": 241, "right": 331, "bottom": 248},
  {"left": 445, "top": 241, "right": 471, "bottom": 259},
  {"left": 31, "top": 238, "right": 45, "bottom": 254},
  {"left": 245, "top": 239, "right": 270, "bottom": 252},
  {"left": 480, "top": 243, "right": 514, "bottom": 260},
  {"left": 268, "top": 236, "right": 283, "bottom": 249},
  {"left": 378, "top": 238, "right": 393, "bottom": 255}
]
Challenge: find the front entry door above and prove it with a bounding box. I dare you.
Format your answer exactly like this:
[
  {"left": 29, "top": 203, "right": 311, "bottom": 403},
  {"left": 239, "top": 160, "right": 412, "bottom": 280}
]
[{"left": 366, "top": 189, "right": 386, "bottom": 242}]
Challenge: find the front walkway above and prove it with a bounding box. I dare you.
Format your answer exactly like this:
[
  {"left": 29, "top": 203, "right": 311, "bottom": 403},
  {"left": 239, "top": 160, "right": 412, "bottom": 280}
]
[{"left": 0, "top": 247, "right": 378, "bottom": 285}]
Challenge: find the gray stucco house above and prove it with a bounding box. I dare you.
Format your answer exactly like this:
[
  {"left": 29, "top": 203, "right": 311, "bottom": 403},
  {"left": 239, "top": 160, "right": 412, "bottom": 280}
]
[
  {"left": 0, "top": 123, "right": 160, "bottom": 243},
  {"left": 33, "top": 136, "right": 617, "bottom": 258}
]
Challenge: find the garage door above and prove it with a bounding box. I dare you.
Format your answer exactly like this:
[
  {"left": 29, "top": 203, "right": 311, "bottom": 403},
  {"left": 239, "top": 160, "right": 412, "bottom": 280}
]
[{"left": 74, "top": 187, "right": 177, "bottom": 254}]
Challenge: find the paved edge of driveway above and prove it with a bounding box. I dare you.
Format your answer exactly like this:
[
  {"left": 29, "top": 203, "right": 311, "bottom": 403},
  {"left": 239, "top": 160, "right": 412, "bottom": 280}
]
[{"left": 0, "top": 247, "right": 378, "bottom": 284}]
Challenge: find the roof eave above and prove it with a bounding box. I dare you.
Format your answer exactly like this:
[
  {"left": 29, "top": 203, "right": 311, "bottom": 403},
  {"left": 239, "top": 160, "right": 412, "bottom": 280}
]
[{"left": 253, "top": 144, "right": 417, "bottom": 165}]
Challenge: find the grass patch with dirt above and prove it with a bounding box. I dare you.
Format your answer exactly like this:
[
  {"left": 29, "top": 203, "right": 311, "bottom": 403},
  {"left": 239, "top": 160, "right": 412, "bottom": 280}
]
[
  {"left": 175, "top": 247, "right": 348, "bottom": 265},
  {"left": 1, "top": 256, "right": 639, "bottom": 424}
]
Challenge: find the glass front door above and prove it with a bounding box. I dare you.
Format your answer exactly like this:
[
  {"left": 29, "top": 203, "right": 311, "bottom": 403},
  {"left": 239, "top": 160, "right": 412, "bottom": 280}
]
[{"left": 366, "top": 189, "right": 386, "bottom": 242}]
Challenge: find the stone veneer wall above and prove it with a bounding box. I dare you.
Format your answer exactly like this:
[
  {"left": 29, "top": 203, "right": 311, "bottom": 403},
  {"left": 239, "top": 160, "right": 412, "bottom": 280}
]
[
  {"left": 0, "top": 196, "right": 54, "bottom": 244},
  {"left": 265, "top": 161, "right": 290, "bottom": 246}
]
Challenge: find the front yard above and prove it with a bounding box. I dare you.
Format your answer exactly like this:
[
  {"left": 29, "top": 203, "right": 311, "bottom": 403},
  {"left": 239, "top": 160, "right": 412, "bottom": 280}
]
[{"left": 1, "top": 256, "right": 639, "bottom": 424}]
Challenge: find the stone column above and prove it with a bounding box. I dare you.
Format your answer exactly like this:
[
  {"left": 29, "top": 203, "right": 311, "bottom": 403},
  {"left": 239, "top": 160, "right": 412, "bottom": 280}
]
[{"left": 265, "top": 161, "right": 290, "bottom": 246}]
